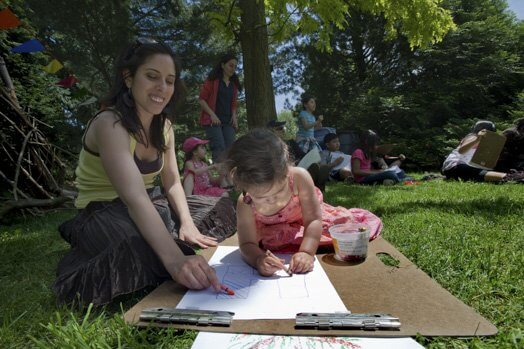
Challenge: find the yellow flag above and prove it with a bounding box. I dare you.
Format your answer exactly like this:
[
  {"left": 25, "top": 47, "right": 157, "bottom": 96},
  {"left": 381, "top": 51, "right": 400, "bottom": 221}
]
[{"left": 43, "top": 59, "right": 63, "bottom": 74}]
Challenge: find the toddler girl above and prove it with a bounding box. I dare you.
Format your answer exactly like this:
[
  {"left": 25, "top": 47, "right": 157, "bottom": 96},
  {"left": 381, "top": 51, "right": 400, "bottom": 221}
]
[
  {"left": 224, "top": 129, "right": 382, "bottom": 277},
  {"left": 182, "top": 137, "right": 229, "bottom": 197}
]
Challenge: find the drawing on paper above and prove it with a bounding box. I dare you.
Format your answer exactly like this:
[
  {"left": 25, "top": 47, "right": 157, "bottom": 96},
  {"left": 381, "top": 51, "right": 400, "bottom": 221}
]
[
  {"left": 278, "top": 274, "right": 309, "bottom": 298},
  {"left": 216, "top": 264, "right": 309, "bottom": 300},
  {"left": 226, "top": 333, "right": 363, "bottom": 349},
  {"left": 218, "top": 265, "right": 256, "bottom": 299}
]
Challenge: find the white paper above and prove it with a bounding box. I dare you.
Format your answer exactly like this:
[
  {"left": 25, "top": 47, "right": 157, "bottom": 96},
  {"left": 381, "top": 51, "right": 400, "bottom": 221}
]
[
  {"left": 384, "top": 165, "right": 403, "bottom": 174},
  {"left": 331, "top": 152, "right": 352, "bottom": 171},
  {"left": 192, "top": 332, "right": 425, "bottom": 349},
  {"left": 177, "top": 246, "right": 347, "bottom": 320},
  {"left": 297, "top": 148, "right": 321, "bottom": 169}
]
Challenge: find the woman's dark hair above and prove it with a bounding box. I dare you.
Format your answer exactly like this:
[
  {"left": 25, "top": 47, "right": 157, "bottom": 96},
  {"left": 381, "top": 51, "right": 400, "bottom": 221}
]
[
  {"left": 101, "top": 39, "right": 187, "bottom": 151},
  {"left": 224, "top": 128, "right": 289, "bottom": 190},
  {"left": 360, "top": 129, "right": 380, "bottom": 159},
  {"left": 301, "top": 95, "right": 314, "bottom": 110},
  {"left": 207, "top": 52, "right": 243, "bottom": 92}
]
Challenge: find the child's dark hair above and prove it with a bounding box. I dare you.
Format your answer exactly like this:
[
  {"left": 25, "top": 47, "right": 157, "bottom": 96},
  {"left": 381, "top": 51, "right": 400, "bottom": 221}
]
[
  {"left": 324, "top": 133, "right": 338, "bottom": 145},
  {"left": 101, "top": 39, "right": 187, "bottom": 152},
  {"left": 360, "top": 130, "right": 380, "bottom": 159},
  {"left": 224, "top": 128, "right": 290, "bottom": 190},
  {"left": 184, "top": 145, "right": 201, "bottom": 162},
  {"left": 207, "top": 52, "right": 243, "bottom": 92},
  {"left": 301, "top": 94, "right": 314, "bottom": 110}
]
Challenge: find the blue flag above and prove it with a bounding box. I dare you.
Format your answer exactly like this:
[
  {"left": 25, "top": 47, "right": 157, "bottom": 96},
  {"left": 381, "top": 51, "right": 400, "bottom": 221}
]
[{"left": 11, "top": 39, "right": 44, "bottom": 53}]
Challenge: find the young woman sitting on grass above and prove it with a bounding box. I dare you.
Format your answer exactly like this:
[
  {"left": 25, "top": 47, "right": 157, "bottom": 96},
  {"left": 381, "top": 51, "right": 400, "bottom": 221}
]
[
  {"left": 351, "top": 130, "right": 404, "bottom": 185},
  {"left": 53, "top": 39, "right": 236, "bottom": 306},
  {"left": 441, "top": 120, "right": 524, "bottom": 183}
]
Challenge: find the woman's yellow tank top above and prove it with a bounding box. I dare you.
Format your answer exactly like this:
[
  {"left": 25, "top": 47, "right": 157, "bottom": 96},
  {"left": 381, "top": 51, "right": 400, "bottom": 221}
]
[{"left": 74, "top": 134, "right": 165, "bottom": 208}]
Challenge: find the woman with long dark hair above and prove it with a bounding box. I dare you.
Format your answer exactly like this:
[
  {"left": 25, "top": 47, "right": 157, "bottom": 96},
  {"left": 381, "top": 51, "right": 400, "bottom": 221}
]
[
  {"left": 198, "top": 53, "right": 242, "bottom": 162},
  {"left": 351, "top": 130, "right": 403, "bottom": 185},
  {"left": 53, "top": 39, "right": 236, "bottom": 306}
]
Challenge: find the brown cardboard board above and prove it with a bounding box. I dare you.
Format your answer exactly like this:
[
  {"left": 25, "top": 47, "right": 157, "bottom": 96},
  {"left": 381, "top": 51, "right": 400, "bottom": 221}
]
[
  {"left": 470, "top": 130, "right": 506, "bottom": 169},
  {"left": 124, "top": 236, "right": 497, "bottom": 337}
]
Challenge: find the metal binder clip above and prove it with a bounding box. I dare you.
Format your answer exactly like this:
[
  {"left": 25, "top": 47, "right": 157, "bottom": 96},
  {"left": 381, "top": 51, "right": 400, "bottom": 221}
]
[
  {"left": 139, "top": 308, "right": 234, "bottom": 327},
  {"left": 295, "top": 313, "right": 401, "bottom": 330}
]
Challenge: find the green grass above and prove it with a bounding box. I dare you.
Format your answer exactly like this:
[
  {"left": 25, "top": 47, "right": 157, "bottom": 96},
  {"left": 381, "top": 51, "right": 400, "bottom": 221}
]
[{"left": 1, "top": 180, "right": 523, "bottom": 348}]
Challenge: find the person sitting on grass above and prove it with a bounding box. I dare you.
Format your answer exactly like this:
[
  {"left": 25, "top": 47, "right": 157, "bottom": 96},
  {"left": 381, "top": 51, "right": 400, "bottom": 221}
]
[
  {"left": 53, "top": 39, "right": 236, "bottom": 307},
  {"left": 441, "top": 120, "right": 524, "bottom": 183},
  {"left": 320, "top": 133, "right": 353, "bottom": 182},
  {"left": 496, "top": 117, "right": 524, "bottom": 173},
  {"left": 295, "top": 95, "right": 323, "bottom": 154},
  {"left": 267, "top": 119, "right": 330, "bottom": 191},
  {"left": 182, "top": 136, "right": 229, "bottom": 197},
  {"left": 351, "top": 130, "right": 402, "bottom": 185}
]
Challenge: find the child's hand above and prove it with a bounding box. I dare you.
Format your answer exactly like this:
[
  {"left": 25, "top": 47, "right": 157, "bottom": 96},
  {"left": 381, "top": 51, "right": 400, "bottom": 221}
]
[
  {"left": 399, "top": 154, "right": 406, "bottom": 161},
  {"left": 256, "top": 254, "right": 286, "bottom": 277},
  {"left": 334, "top": 157, "right": 344, "bottom": 165},
  {"left": 289, "top": 252, "right": 314, "bottom": 274}
]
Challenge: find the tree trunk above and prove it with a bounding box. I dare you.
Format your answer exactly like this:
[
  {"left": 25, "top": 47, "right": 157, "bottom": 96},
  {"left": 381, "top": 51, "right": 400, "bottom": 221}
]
[{"left": 238, "top": 0, "right": 277, "bottom": 128}]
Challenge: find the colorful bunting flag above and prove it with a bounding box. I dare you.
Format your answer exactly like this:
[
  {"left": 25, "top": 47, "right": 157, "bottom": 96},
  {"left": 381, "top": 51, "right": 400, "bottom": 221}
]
[
  {"left": 11, "top": 39, "right": 44, "bottom": 53},
  {"left": 43, "top": 59, "right": 63, "bottom": 74},
  {"left": 57, "top": 75, "right": 78, "bottom": 88},
  {"left": 0, "top": 8, "right": 21, "bottom": 29}
]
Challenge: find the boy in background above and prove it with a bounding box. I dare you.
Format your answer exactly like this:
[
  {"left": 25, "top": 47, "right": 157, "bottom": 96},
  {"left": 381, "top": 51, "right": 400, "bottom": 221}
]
[{"left": 320, "top": 133, "right": 353, "bottom": 182}]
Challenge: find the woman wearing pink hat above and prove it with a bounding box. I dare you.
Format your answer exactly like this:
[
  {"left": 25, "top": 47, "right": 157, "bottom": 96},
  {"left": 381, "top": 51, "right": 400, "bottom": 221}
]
[{"left": 182, "top": 137, "right": 229, "bottom": 197}]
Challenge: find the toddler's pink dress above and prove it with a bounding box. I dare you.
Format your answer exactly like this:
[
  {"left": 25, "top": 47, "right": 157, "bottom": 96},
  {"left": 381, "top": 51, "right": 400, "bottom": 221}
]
[
  {"left": 244, "top": 174, "right": 382, "bottom": 253},
  {"left": 183, "top": 160, "right": 227, "bottom": 197}
]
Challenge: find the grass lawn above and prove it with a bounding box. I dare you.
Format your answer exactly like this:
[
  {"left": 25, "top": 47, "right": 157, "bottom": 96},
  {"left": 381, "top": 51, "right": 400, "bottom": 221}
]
[{"left": 1, "top": 179, "right": 522, "bottom": 348}]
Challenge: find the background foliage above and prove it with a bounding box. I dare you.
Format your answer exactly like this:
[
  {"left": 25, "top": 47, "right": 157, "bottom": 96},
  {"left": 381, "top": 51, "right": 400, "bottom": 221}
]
[
  {"left": 278, "top": 0, "right": 523, "bottom": 169},
  {"left": 0, "top": 0, "right": 522, "bottom": 173}
]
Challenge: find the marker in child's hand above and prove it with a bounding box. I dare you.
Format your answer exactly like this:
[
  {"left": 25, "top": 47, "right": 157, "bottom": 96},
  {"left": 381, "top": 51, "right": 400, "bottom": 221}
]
[
  {"left": 265, "top": 250, "right": 292, "bottom": 276},
  {"left": 220, "top": 284, "right": 235, "bottom": 295}
]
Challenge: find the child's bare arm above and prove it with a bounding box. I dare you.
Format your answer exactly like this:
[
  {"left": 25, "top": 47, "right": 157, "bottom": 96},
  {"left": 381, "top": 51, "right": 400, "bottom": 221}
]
[
  {"left": 185, "top": 160, "right": 216, "bottom": 176},
  {"left": 290, "top": 168, "right": 321, "bottom": 273},
  {"left": 237, "top": 196, "right": 264, "bottom": 265},
  {"left": 295, "top": 168, "right": 322, "bottom": 254},
  {"left": 237, "top": 196, "right": 284, "bottom": 276}
]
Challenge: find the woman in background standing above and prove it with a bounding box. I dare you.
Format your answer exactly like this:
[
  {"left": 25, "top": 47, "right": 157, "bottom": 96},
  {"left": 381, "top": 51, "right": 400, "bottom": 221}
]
[{"left": 198, "top": 53, "right": 242, "bottom": 163}]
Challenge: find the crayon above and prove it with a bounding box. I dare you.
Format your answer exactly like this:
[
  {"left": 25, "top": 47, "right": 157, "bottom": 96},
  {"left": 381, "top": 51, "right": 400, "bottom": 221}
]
[
  {"left": 221, "top": 284, "right": 235, "bottom": 295},
  {"left": 265, "top": 249, "right": 293, "bottom": 276}
]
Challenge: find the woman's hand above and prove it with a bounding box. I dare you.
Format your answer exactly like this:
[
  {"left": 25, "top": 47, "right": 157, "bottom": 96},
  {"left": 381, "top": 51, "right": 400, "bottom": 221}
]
[
  {"left": 290, "top": 251, "right": 315, "bottom": 274},
  {"left": 255, "top": 254, "right": 285, "bottom": 276},
  {"left": 230, "top": 115, "right": 238, "bottom": 129},
  {"left": 167, "top": 255, "right": 221, "bottom": 291},
  {"left": 179, "top": 222, "right": 218, "bottom": 248},
  {"left": 477, "top": 129, "right": 488, "bottom": 138},
  {"left": 211, "top": 114, "right": 221, "bottom": 126}
]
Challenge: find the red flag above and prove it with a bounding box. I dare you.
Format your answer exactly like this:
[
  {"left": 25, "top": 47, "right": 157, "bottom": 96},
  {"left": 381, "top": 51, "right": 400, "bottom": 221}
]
[
  {"left": 57, "top": 75, "right": 78, "bottom": 88},
  {"left": 0, "top": 8, "right": 21, "bottom": 30}
]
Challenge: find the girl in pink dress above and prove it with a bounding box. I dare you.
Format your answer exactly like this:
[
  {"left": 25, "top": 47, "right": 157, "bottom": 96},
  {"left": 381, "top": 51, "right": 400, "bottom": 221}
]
[
  {"left": 224, "top": 129, "right": 382, "bottom": 277},
  {"left": 182, "top": 137, "right": 228, "bottom": 197}
]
